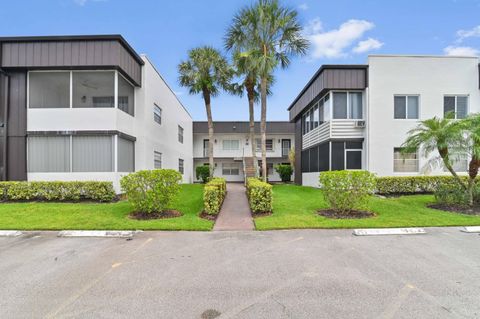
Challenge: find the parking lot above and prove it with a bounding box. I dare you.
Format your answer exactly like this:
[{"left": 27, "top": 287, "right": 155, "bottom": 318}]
[{"left": 0, "top": 228, "right": 479, "bottom": 318}]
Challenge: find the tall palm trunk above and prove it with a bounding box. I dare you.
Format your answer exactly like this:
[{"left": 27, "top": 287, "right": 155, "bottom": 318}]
[
  {"left": 260, "top": 77, "right": 268, "bottom": 182},
  {"left": 246, "top": 79, "right": 257, "bottom": 177},
  {"left": 439, "top": 148, "right": 467, "bottom": 190},
  {"left": 203, "top": 89, "right": 214, "bottom": 177}
]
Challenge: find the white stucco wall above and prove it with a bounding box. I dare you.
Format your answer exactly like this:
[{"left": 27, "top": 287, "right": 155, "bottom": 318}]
[{"left": 367, "top": 55, "right": 480, "bottom": 176}]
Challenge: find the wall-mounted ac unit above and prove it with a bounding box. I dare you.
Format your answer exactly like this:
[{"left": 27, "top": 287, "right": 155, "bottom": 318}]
[{"left": 355, "top": 120, "right": 366, "bottom": 128}]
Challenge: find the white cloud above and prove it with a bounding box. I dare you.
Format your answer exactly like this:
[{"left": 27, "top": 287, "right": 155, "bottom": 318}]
[
  {"left": 352, "top": 38, "right": 383, "bottom": 53},
  {"left": 304, "top": 19, "right": 380, "bottom": 58},
  {"left": 298, "top": 3, "right": 309, "bottom": 10},
  {"left": 443, "top": 46, "right": 479, "bottom": 56},
  {"left": 456, "top": 25, "right": 480, "bottom": 42}
]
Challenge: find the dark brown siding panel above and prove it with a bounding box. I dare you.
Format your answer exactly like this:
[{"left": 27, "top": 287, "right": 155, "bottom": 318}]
[
  {"left": 1, "top": 40, "right": 142, "bottom": 86},
  {"left": 6, "top": 72, "right": 27, "bottom": 181},
  {"left": 294, "top": 118, "right": 302, "bottom": 184}
]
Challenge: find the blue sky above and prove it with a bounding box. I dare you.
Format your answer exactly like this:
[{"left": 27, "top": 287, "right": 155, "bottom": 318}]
[{"left": 1, "top": 0, "right": 480, "bottom": 121}]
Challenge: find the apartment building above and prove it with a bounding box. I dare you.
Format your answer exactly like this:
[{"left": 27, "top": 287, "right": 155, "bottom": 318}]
[
  {"left": 289, "top": 55, "right": 480, "bottom": 187},
  {"left": 0, "top": 35, "right": 193, "bottom": 191},
  {"left": 193, "top": 121, "right": 295, "bottom": 182}
]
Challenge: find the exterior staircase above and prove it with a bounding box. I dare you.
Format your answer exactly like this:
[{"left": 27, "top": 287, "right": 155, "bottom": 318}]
[{"left": 243, "top": 157, "right": 256, "bottom": 180}]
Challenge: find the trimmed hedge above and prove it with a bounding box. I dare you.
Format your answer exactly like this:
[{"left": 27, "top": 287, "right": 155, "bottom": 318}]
[
  {"left": 246, "top": 177, "right": 272, "bottom": 213},
  {"left": 375, "top": 176, "right": 474, "bottom": 195},
  {"left": 203, "top": 178, "right": 226, "bottom": 215},
  {"left": 319, "top": 170, "right": 376, "bottom": 213},
  {"left": 0, "top": 181, "right": 115, "bottom": 202},
  {"left": 120, "top": 169, "right": 182, "bottom": 214}
]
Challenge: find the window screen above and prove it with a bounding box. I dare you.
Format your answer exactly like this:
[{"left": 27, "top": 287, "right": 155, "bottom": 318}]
[
  {"left": 72, "top": 135, "right": 113, "bottom": 172},
  {"left": 394, "top": 96, "right": 407, "bottom": 119},
  {"left": 73, "top": 71, "right": 115, "bottom": 108},
  {"left": 331, "top": 142, "right": 345, "bottom": 170},
  {"left": 349, "top": 92, "right": 363, "bottom": 119},
  {"left": 28, "top": 136, "right": 70, "bottom": 172},
  {"left": 393, "top": 148, "right": 418, "bottom": 172},
  {"left": 154, "top": 151, "right": 162, "bottom": 169},
  {"left": 118, "top": 75, "right": 135, "bottom": 116},
  {"left": 333, "top": 92, "right": 348, "bottom": 119},
  {"left": 309, "top": 145, "right": 319, "bottom": 172},
  {"left": 29, "top": 72, "right": 70, "bottom": 108},
  {"left": 346, "top": 151, "right": 362, "bottom": 169},
  {"left": 118, "top": 137, "right": 135, "bottom": 172}
]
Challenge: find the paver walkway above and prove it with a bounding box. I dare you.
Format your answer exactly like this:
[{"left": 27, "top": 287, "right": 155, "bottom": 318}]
[{"left": 213, "top": 183, "right": 255, "bottom": 231}]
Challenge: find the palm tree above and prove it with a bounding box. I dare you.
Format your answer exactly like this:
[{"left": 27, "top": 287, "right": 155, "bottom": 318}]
[
  {"left": 178, "top": 47, "right": 233, "bottom": 176},
  {"left": 402, "top": 116, "right": 465, "bottom": 187},
  {"left": 460, "top": 114, "right": 480, "bottom": 205},
  {"left": 225, "top": 0, "right": 309, "bottom": 181},
  {"left": 225, "top": 51, "right": 260, "bottom": 174}
]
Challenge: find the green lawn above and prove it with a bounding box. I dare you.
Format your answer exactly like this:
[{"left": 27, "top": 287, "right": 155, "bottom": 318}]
[
  {"left": 0, "top": 184, "right": 213, "bottom": 231},
  {"left": 254, "top": 184, "right": 480, "bottom": 230}
]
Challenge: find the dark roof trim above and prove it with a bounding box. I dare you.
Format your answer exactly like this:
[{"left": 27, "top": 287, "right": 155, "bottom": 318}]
[
  {"left": 287, "top": 64, "right": 368, "bottom": 111},
  {"left": 193, "top": 121, "right": 295, "bottom": 134},
  {"left": 27, "top": 130, "right": 136, "bottom": 141},
  {"left": 0, "top": 35, "right": 144, "bottom": 65}
]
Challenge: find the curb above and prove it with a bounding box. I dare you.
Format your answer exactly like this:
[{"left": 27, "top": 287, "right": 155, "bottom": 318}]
[
  {"left": 353, "top": 228, "right": 426, "bottom": 236},
  {"left": 57, "top": 230, "right": 141, "bottom": 238},
  {"left": 460, "top": 226, "right": 480, "bottom": 233},
  {"left": 0, "top": 231, "right": 23, "bottom": 237}
]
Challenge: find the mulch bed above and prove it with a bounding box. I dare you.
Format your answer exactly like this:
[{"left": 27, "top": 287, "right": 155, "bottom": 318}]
[
  {"left": 318, "top": 209, "right": 376, "bottom": 219},
  {"left": 252, "top": 211, "right": 272, "bottom": 218},
  {"left": 428, "top": 204, "right": 480, "bottom": 216},
  {"left": 199, "top": 211, "right": 218, "bottom": 221},
  {"left": 129, "top": 210, "right": 182, "bottom": 220}
]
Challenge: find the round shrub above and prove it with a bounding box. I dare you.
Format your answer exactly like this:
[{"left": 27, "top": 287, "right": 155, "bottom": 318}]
[
  {"left": 319, "top": 170, "right": 376, "bottom": 213},
  {"left": 120, "top": 169, "right": 182, "bottom": 214},
  {"left": 196, "top": 165, "right": 210, "bottom": 183},
  {"left": 274, "top": 164, "right": 293, "bottom": 182}
]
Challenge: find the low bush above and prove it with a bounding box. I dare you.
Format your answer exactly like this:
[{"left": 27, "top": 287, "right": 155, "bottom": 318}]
[
  {"left": 196, "top": 165, "right": 210, "bottom": 183},
  {"left": 434, "top": 182, "right": 480, "bottom": 206},
  {"left": 120, "top": 169, "right": 182, "bottom": 214},
  {"left": 375, "top": 176, "right": 471, "bottom": 195},
  {"left": 0, "top": 181, "right": 115, "bottom": 202},
  {"left": 246, "top": 177, "right": 272, "bottom": 213},
  {"left": 203, "top": 177, "right": 226, "bottom": 215},
  {"left": 275, "top": 164, "right": 293, "bottom": 183},
  {"left": 319, "top": 170, "right": 376, "bottom": 213}
]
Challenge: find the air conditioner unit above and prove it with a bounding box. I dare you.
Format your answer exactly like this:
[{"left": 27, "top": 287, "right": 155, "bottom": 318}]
[{"left": 355, "top": 120, "right": 366, "bottom": 128}]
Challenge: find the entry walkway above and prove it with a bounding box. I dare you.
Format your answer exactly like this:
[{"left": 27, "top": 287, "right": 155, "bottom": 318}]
[{"left": 213, "top": 183, "right": 254, "bottom": 231}]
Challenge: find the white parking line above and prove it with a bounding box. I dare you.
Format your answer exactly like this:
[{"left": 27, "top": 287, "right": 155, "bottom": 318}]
[{"left": 353, "top": 228, "right": 426, "bottom": 236}]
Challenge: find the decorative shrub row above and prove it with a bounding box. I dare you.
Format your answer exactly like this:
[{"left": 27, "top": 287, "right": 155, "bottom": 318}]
[
  {"left": 319, "top": 170, "right": 376, "bottom": 213},
  {"left": 375, "top": 176, "right": 474, "bottom": 195},
  {"left": 0, "top": 181, "right": 116, "bottom": 202},
  {"left": 246, "top": 178, "right": 273, "bottom": 213},
  {"left": 120, "top": 169, "right": 182, "bottom": 214},
  {"left": 203, "top": 178, "right": 226, "bottom": 215}
]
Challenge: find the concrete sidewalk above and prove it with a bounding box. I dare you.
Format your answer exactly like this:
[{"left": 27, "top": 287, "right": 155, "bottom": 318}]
[{"left": 213, "top": 183, "right": 254, "bottom": 231}]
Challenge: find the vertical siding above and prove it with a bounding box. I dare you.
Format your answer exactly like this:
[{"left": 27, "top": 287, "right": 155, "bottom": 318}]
[
  {"left": 294, "top": 118, "right": 302, "bottom": 184},
  {"left": 289, "top": 68, "right": 367, "bottom": 121},
  {"left": 6, "top": 72, "right": 27, "bottom": 180},
  {"left": 1, "top": 40, "right": 142, "bottom": 85}
]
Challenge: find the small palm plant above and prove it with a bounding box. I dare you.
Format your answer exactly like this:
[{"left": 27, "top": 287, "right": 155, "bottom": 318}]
[
  {"left": 225, "top": 0, "right": 309, "bottom": 181},
  {"left": 178, "top": 47, "right": 233, "bottom": 176}
]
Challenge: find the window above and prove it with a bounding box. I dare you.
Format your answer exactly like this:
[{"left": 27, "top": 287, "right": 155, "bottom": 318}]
[
  {"left": 222, "top": 163, "right": 240, "bottom": 175},
  {"left": 267, "top": 163, "right": 274, "bottom": 175},
  {"left": 72, "top": 136, "right": 114, "bottom": 172},
  {"left": 154, "top": 151, "right": 162, "bottom": 169},
  {"left": 394, "top": 148, "right": 418, "bottom": 172},
  {"left": 332, "top": 92, "right": 363, "bottom": 119},
  {"left": 178, "top": 159, "right": 184, "bottom": 174},
  {"left": 256, "top": 139, "right": 274, "bottom": 151},
  {"left": 118, "top": 75, "right": 135, "bottom": 116},
  {"left": 444, "top": 95, "right": 468, "bottom": 119},
  {"left": 394, "top": 95, "right": 419, "bottom": 119},
  {"left": 29, "top": 72, "right": 70, "bottom": 108},
  {"left": 154, "top": 104, "right": 162, "bottom": 124},
  {"left": 222, "top": 139, "right": 240, "bottom": 150},
  {"left": 313, "top": 104, "right": 319, "bottom": 129},
  {"left": 443, "top": 155, "right": 468, "bottom": 172},
  {"left": 345, "top": 142, "right": 362, "bottom": 170},
  {"left": 305, "top": 110, "right": 310, "bottom": 133},
  {"left": 27, "top": 136, "right": 70, "bottom": 172},
  {"left": 73, "top": 71, "right": 115, "bottom": 108},
  {"left": 117, "top": 137, "right": 135, "bottom": 172},
  {"left": 178, "top": 126, "right": 184, "bottom": 143}
]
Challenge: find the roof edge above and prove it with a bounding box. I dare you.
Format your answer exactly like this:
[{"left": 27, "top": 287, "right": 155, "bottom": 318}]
[{"left": 0, "top": 34, "right": 145, "bottom": 65}]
